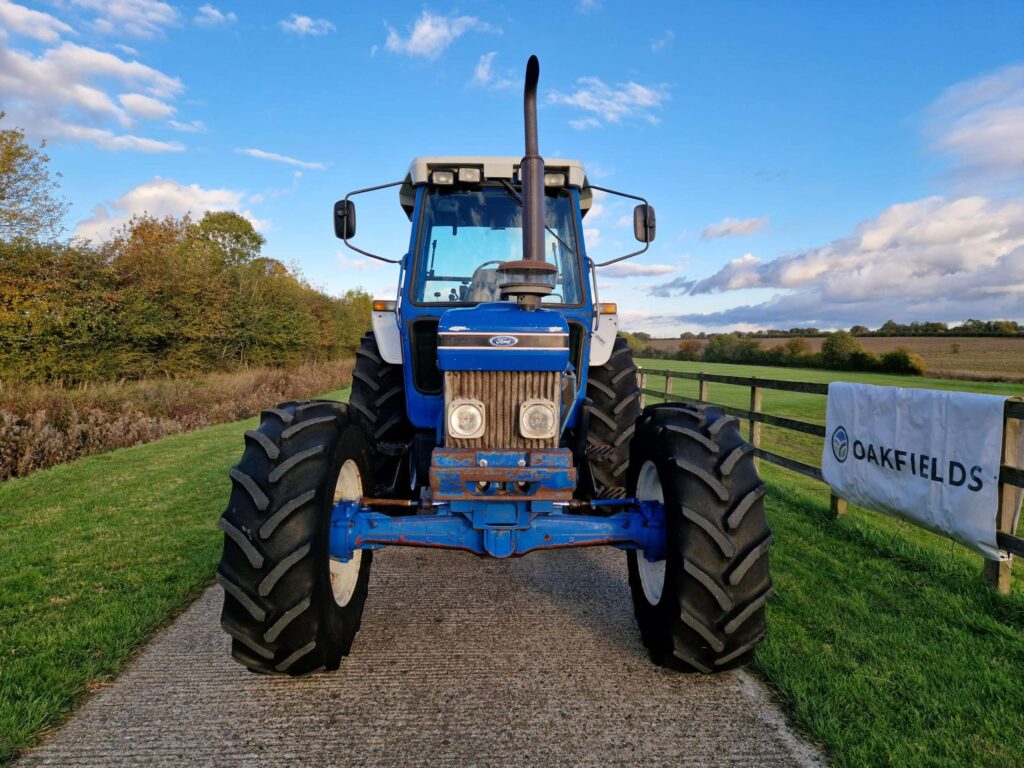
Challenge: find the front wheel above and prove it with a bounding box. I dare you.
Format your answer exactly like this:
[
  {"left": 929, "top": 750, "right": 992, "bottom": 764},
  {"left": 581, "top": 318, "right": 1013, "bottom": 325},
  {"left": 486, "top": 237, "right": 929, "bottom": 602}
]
[
  {"left": 627, "top": 403, "right": 773, "bottom": 672},
  {"left": 218, "top": 400, "right": 374, "bottom": 675}
]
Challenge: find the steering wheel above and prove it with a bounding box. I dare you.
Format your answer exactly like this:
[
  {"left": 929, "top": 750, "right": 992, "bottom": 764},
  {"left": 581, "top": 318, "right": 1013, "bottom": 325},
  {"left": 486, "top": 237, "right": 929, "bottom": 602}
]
[{"left": 472, "top": 260, "right": 505, "bottom": 273}]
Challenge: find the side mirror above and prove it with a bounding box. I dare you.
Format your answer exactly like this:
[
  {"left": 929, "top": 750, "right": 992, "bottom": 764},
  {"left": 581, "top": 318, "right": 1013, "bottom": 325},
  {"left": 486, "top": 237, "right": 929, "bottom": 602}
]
[
  {"left": 334, "top": 199, "right": 356, "bottom": 240},
  {"left": 633, "top": 203, "right": 656, "bottom": 243}
]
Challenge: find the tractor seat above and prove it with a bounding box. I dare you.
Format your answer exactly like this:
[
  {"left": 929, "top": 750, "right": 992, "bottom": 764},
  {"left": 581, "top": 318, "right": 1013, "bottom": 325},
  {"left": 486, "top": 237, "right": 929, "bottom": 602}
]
[{"left": 466, "top": 267, "right": 501, "bottom": 303}]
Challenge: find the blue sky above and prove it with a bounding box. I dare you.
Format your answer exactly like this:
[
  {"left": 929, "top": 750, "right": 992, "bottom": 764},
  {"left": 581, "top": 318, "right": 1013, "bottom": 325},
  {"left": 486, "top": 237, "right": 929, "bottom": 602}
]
[{"left": 2, "top": 0, "right": 1022, "bottom": 334}]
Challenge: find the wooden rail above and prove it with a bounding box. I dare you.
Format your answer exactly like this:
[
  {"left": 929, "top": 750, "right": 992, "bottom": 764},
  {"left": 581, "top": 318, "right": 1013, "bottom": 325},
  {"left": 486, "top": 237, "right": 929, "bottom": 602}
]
[{"left": 638, "top": 366, "right": 1024, "bottom": 594}]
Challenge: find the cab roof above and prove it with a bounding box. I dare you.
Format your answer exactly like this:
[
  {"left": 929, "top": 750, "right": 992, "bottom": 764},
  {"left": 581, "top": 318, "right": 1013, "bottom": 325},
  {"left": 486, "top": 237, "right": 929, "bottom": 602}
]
[{"left": 399, "top": 156, "right": 592, "bottom": 218}]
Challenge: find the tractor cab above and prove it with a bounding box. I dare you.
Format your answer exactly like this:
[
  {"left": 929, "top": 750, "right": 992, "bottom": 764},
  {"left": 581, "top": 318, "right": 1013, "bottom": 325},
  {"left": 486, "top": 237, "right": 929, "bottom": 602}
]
[{"left": 368, "top": 157, "right": 611, "bottom": 452}]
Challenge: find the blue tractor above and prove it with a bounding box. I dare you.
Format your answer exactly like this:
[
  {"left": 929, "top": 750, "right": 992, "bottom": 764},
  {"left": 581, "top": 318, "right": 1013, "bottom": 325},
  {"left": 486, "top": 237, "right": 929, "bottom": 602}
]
[{"left": 218, "top": 57, "right": 772, "bottom": 676}]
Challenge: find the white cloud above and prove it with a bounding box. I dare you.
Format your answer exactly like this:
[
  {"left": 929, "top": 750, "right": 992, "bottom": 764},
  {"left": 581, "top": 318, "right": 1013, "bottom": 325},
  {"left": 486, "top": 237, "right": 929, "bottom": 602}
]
[
  {"left": 472, "top": 51, "right": 496, "bottom": 85},
  {"left": 195, "top": 4, "right": 236, "bottom": 26},
  {"left": 385, "top": 11, "right": 493, "bottom": 60},
  {"left": 235, "top": 147, "right": 326, "bottom": 170},
  {"left": 651, "top": 29, "right": 674, "bottom": 52},
  {"left": 74, "top": 177, "right": 266, "bottom": 241},
  {"left": 584, "top": 188, "right": 608, "bottom": 221},
  {"left": 119, "top": 92, "right": 175, "bottom": 119},
  {"left": 548, "top": 77, "right": 669, "bottom": 127},
  {"left": 337, "top": 252, "right": 374, "bottom": 271},
  {"left": 927, "top": 63, "right": 1024, "bottom": 184},
  {"left": 0, "top": 0, "right": 74, "bottom": 42},
  {"left": 0, "top": 40, "right": 185, "bottom": 152},
  {"left": 579, "top": 0, "right": 600, "bottom": 12},
  {"left": 471, "top": 51, "right": 514, "bottom": 89},
  {"left": 601, "top": 262, "right": 676, "bottom": 278},
  {"left": 115, "top": 43, "right": 139, "bottom": 56},
  {"left": 701, "top": 216, "right": 770, "bottom": 239},
  {"left": 279, "top": 14, "right": 334, "bottom": 36},
  {"left": 52, "top": 123, "right": 183, "bottom": 152},
  {"left": 72, "top": 0, "right": 178, "bottom": 39},
  {"left": 660, "top": 195, "right": 1024, "bottom": 327},
  {"left": 583, "top": 227, "right": 602, "bottom": 247},
  {"left": 168, "top": 118, "right": 206, "bottom": 132}
]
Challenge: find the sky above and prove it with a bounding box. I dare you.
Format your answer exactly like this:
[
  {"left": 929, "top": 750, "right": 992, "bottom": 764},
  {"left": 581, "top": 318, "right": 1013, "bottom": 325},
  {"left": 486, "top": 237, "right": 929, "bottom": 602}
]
[{"left": 1, "top": 0, "right": 1022, "bottom": 335}]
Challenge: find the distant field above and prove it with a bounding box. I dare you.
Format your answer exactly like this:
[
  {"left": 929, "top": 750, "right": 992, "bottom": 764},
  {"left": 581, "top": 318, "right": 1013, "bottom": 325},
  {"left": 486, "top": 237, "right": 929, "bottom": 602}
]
[{"left": 644, "top": 336, "right": 1024, "bottom": 380}]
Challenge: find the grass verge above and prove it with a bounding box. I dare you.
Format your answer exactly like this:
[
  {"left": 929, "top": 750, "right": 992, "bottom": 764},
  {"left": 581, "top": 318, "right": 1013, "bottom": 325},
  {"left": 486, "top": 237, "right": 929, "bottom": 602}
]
[{"left": 0, "top": 390, "right": 346, "bottom": 764}]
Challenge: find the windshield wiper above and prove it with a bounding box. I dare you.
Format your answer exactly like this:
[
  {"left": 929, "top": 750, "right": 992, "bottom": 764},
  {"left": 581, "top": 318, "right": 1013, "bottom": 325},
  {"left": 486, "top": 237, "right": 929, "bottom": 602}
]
[{"left": 498, "top": 180, "right": 576, "bottom": 257}]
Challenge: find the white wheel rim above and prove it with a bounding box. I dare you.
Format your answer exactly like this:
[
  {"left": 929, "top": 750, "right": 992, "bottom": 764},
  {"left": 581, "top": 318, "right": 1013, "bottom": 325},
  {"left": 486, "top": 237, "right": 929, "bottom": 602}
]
[
  {"left": 330, "top": 459, "right": 363, "bottom": 607},
  {"left": 636, "top": 460, "right": 667, "bottom": 605}
]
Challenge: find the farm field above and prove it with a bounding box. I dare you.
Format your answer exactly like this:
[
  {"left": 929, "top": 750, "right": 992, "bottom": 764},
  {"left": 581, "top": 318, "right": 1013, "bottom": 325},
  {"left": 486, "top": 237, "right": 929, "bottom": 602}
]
[
  {"left": 2, "top": 365, "right": 1024, "bottom": 766},
  {"left": 644, "top": 336, "right": 1024, "bottom": 380}
]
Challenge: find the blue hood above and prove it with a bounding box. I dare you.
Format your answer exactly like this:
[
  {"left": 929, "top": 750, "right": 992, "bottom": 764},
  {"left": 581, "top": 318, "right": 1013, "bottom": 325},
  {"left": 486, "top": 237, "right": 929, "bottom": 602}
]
[{"left": 437, "top": 302, "right": 570, "bottom": 372}]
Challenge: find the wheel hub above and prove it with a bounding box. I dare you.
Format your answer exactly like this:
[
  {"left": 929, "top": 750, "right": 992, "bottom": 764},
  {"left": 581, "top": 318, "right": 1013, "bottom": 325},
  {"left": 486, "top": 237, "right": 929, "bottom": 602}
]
[
  {"left": 636, "top": 460, "right": 667, "bottom": 605},
  {"left": 331, "top": 459, "right": 363, "bottom": 607}
]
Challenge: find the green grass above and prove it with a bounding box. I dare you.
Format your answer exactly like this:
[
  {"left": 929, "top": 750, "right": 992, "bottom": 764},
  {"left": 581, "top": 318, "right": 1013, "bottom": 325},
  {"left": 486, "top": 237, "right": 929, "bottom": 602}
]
[
  {"left": 0, "top": 390, "right": 347, "bottom": 764},
  {"left": 3, "top": 364, "right": 1024, "bottom": 766}
]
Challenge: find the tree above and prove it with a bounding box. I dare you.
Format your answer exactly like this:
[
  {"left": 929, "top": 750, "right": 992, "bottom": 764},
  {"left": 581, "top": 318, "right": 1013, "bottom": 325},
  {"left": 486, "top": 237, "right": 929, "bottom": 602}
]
[
  {"left": 783, "top": 337, "right": 808, "bottom": 357},
  {"left": 821, "top": 330, "right": 863, "bottom": 369},
  {"left": 849, "top": 325, "right": 869, "bottom": 335},
  {"left": 0, "top": 114, "right": 69, "bottom": 241},
  {"left": 190, "top": 211, "right": 265, "bottom": 267}
]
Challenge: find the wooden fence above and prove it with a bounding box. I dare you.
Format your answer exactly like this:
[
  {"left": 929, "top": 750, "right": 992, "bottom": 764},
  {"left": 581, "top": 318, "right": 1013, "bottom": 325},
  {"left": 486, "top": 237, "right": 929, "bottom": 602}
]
[{"left": 637, "top": 367, "right": 1024, "bottom": 594}]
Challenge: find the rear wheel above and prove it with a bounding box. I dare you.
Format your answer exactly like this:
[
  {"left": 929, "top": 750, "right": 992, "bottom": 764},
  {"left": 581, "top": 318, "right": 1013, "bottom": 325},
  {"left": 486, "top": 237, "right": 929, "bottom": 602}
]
[
  {"left": 585, "top": 335, "right": 642, "bottom": 497},
  {"left": 627, "top": 402, "right": 773, "bottom": 672},
  {"left": 349, "top": 331, "right": 414, "bottom": 497},
  {"left": 218, "top": 400, "right": 373, "bottom": 675}
]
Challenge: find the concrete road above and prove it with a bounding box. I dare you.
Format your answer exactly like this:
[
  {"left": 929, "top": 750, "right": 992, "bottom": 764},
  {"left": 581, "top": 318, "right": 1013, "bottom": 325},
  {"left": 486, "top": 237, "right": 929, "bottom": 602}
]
[{"left": 18, "top": 547, "right": 825, "bottom": 767}]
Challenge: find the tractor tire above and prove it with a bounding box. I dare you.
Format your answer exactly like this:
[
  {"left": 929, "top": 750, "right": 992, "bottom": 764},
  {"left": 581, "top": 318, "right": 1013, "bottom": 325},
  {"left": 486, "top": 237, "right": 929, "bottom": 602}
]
[
  {"left": 585, "top": 335, "right": 642, "bottom": 497},
  {"left": 626, "top": 402, "right": 773, "bottom": 672},
  {"left": 349, "top": 331, "right": 414, "bottom": 497},
  {"left": 218, "top": 400, "right": 374, "bottom": 675}
]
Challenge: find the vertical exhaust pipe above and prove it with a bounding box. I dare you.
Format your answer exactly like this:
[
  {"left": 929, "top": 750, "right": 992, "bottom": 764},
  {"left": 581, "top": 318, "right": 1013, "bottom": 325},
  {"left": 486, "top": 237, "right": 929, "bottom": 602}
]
[
  {"left": 499, "top": 55, "right": 556, "bottom": 310},
  {"left": 521, "top": 55, "right": 545, "bottom": 265}
]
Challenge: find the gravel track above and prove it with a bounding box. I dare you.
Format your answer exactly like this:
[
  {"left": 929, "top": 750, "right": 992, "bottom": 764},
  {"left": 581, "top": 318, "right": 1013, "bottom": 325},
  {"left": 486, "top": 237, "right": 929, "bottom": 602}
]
[{"left": 18, "top": 546, "right": 825, "bottom": 767}]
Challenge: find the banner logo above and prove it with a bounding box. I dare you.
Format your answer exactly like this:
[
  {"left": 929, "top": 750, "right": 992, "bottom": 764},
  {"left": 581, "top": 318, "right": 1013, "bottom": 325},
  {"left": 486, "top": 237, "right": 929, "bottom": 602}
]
[
  {"left": 831, "top": 426, "right": 850, "bottom": 463},
  {"left": 489, "top": 335, "right": 518, "bottom": 347}
]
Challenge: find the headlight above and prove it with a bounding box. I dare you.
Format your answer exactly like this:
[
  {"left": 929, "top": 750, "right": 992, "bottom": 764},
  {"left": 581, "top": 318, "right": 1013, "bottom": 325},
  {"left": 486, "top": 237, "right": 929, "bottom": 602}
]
[
  {"left": 519, "top": 399, "right": 557, "bottom": 439},
  {"left": 448, "top": 399, "right": 485, "bottom": 439}
]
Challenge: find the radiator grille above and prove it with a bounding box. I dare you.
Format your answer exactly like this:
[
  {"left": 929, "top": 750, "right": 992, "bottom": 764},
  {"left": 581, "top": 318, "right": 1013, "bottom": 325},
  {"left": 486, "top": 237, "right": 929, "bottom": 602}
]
[{"left": 445, "top": 370, "right": 560, "bottom": 449}]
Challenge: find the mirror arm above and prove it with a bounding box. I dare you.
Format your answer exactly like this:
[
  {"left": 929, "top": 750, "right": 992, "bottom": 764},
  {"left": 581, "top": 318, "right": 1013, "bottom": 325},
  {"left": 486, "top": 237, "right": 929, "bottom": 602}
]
[
  {"left": 340, "top": 180, "right": 405, "bottom": 264},
  {"left": 593, "top": 241, "right": 650, "bottom": 268},
  {"left": 586, "top": 184, "right": 653, "bottom": 267}
]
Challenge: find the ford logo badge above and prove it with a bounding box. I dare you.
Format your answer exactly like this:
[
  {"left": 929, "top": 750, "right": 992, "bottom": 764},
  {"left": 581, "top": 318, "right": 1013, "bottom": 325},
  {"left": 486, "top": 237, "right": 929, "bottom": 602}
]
[{"left": 489, "top": 335, "right": 518, "bottom": 347}]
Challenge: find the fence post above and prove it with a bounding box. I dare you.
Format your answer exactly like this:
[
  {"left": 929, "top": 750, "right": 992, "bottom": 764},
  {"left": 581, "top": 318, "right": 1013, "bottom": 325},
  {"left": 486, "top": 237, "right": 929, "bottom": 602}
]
[
  {"left": 749, "top": 382, "right": 762, "bottom": 472},
  {"left": 638, "top": 368, "right": 647, "bottom": 409},
  {"left": 984, "top": 412, "right": 1021, "bottom": 594},
  {"left": 698, "top": 373, "right": 708, "bottom": 403},
  {"left": 830, "top": 495, "right": 847, "bottom": 518},
  {"left": 663, "top": 370, "right": 672, "bottom": 403}
]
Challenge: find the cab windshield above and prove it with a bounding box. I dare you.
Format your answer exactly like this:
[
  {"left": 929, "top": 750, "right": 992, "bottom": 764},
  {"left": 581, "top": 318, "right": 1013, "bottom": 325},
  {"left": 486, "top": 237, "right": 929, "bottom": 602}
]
[{"left": 413, "top": 186, "right": 583, "bottom": 305}]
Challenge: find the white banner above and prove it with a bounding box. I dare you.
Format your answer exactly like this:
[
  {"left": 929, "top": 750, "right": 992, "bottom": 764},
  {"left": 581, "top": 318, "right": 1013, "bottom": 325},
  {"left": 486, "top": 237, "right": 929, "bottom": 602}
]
[{"left": 822, "top": 382, "right": 1009, "bottom": 560}]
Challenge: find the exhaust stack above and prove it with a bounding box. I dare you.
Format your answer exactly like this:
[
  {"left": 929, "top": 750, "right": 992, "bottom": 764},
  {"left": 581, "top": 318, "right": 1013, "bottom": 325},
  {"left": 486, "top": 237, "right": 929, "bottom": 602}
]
[
  {"left": 521, "top": 55, "right": 544, "bottom": 265},
  {"left": 499, "top": 55, "right": 556, "bottom": 310}
]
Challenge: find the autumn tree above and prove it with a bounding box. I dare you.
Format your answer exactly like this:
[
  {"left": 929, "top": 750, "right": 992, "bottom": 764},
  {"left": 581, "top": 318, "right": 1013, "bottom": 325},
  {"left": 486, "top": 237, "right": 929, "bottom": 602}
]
[{"left": 0, "top": 114, "right": 69, "bottom": 241}]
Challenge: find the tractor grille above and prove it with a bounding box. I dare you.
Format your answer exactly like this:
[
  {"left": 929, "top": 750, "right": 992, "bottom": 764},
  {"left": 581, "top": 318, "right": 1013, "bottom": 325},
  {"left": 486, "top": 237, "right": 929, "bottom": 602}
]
[{"left": 445, "top": 370, "right": 560, "bottom": 449}]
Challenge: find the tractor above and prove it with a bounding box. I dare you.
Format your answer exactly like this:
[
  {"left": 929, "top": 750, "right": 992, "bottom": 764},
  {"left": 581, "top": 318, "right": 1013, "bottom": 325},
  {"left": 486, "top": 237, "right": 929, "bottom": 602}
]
[{"left": 217, "top": 56, "right": 772, "bottom": 676}]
